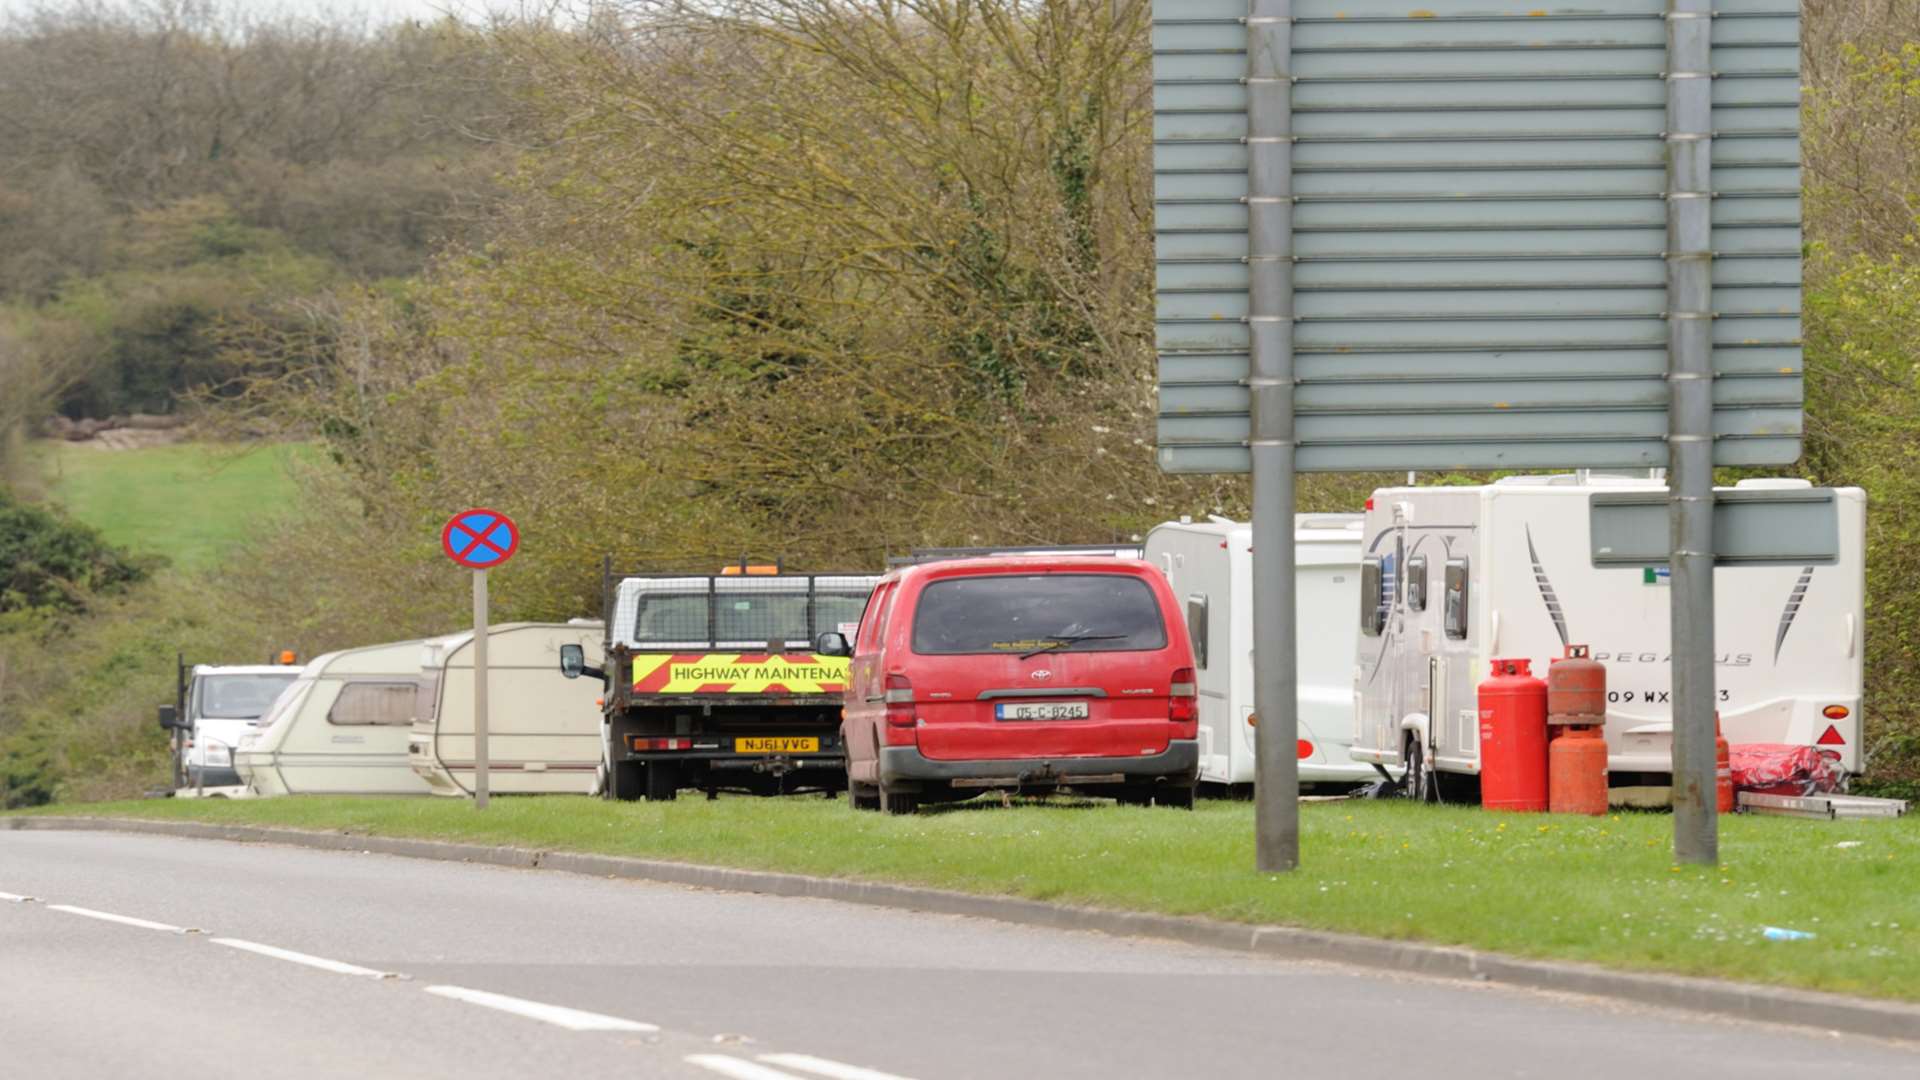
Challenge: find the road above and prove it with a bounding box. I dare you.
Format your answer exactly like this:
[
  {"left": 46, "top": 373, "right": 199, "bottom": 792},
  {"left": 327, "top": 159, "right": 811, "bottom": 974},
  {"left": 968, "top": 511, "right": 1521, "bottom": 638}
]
[{"left": 1, "top": 831, "right": 1915, "bottom": 1080}]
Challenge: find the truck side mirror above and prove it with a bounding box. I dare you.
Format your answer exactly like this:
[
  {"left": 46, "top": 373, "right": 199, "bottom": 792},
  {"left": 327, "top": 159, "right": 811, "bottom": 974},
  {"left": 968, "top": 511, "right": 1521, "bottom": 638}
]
[
  {"left": 559, "top": 643, "right": 586, "bottom": 679},
  {"left": 815, "top": 632, "right": 852, "bottom": 657},
  {"left": 157, "top": 704, "right": 179, "bottom": 730}
]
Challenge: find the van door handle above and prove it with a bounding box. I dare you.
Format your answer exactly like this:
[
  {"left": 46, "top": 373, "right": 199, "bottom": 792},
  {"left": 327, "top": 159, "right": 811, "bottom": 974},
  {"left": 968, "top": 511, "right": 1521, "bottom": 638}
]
[
  {"left": 1490, "top": 610, "right": 1500, "bottom": 652},
  {"left": 1846, "top": 614, "right": 1856, "bottom": 659}
]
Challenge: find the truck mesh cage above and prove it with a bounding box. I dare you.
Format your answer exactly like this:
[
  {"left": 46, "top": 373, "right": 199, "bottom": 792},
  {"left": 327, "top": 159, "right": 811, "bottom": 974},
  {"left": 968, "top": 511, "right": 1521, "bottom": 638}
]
[{"left": 611, "top": 575, "right": 880, "bottom": 650}]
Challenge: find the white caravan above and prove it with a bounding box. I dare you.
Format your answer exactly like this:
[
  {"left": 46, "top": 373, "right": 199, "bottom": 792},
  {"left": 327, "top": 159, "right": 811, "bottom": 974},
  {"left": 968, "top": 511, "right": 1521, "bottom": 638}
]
[
  {"left": 235, "top": 639, "right": 435, "bottom": 796},
  {"left": 1350, "top": 476, "right": 1867, "bottom": 798},
  {"left": 1145, "top": 514, "right": 1371, "bottom": 787},
  {"left": 408, "top": 622, "right": 605, "bottom": 797}
]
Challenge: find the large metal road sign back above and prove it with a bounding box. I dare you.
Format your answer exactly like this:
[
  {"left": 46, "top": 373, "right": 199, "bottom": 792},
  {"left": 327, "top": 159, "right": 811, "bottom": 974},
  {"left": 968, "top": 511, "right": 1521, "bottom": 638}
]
[
  {"left": 1153, "top": 0, "right": 1803, "bottom": 473},
  {"left": 1152, "top": 0, "right": 1805, "bottom": 871}
]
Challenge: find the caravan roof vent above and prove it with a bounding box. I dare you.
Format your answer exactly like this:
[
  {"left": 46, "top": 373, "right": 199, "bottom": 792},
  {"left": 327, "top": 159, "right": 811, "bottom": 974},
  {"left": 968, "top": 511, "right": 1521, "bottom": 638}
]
[{"left": 1732, "top": 478, "right": 1813, "bottom": 490}]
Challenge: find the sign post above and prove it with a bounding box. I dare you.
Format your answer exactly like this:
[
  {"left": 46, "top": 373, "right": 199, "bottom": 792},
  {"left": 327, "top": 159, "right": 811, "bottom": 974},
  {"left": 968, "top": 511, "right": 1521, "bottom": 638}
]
[
  {"left": 441, "top": 508, "right": 520, "bottom": 811},
  {"left": 1153, "top": 1, "right": 1804, "bottom": 868},
  {"left": 1245, "top": 0, "right": 1298, "bottom": 873}
]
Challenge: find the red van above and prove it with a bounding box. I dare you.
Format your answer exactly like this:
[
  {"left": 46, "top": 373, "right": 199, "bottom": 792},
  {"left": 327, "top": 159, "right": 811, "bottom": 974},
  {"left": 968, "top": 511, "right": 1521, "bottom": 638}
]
[{"left": 818, "top": 556, "right": 1200, "bottom": 813}]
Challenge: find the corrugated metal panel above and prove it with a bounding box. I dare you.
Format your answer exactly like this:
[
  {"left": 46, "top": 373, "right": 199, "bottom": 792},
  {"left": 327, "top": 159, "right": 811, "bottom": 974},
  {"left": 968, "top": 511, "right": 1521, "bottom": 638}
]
[{"left": 1153, "top": 0, "right": 1802, "bottom": 473}]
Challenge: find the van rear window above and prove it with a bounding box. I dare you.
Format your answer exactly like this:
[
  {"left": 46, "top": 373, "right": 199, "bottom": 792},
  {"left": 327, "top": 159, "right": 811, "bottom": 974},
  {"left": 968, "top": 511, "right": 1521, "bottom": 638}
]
[{"left": 911, "top": 573, "right": 1168, "bottom": 656}]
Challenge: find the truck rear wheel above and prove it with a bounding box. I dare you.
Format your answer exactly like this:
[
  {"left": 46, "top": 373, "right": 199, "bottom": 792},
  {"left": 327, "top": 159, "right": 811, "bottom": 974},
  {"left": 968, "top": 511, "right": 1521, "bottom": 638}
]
[
  {"left": 607, "top": 759, "right": 644, "bottom": 802},
  {"left": 644, "top": 762, "right": 680, "bottom": 802}
]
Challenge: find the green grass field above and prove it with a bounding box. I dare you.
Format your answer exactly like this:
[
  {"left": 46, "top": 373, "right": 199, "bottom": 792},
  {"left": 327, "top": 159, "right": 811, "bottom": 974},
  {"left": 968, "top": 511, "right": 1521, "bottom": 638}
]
[
  {"left": 31, "top": 441, "right": 312, "bottom": 570},
  {"left": 28, "top": 795, "right": 1920, "bottom": 1002}
]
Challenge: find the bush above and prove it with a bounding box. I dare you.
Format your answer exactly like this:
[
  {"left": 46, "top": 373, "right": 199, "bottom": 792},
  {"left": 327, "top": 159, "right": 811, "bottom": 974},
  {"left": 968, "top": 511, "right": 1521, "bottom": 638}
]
[{"left": 0, "top": 489, "right": 150, "bottom": 615}]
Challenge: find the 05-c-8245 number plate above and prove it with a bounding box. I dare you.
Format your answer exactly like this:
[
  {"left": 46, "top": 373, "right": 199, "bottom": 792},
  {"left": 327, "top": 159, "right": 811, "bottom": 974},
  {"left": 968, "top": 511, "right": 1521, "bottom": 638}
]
[{"left": 995, "top": 701, "right": 1090, "bottom": 722}]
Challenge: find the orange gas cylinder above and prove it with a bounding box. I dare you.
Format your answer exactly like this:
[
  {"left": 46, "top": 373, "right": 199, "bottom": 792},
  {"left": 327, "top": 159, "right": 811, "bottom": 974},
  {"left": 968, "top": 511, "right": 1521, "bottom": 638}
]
[
  {"left": 1479, "top": 658, "right": 1548, "bottom": 812},
  {"left": 1715, "top": 713, "right": 1734, "bottom": 814},
  {"left": 1549, "top": 725, "right": 1609, "bottom": 815},
  {"left": 1547, "top": 644, "right": 1606, "bottom": 724}
]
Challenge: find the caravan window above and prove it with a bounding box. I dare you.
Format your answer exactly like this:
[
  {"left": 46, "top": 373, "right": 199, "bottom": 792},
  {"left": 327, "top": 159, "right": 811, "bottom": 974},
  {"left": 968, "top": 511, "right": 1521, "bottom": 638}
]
[
  {"left": 1406, "top": 555, "right": 1429, "bottom": 612},
  {"left": 327, "top": 682, "right": 417, "bottom": 726},
  {"left": 1186, "top": 595, "right": 1209, "bottom": 669},
  {"left": 1359, "top": 557, "right": 1385, "bottom": 637},
  {"left": 1444, "top": 558, "right": 1470, "bottom": 640}
]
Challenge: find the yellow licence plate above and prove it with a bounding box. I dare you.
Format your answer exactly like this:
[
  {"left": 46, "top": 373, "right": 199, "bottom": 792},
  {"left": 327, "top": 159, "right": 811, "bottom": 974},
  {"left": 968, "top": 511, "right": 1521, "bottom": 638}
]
[{"left": 736, "top": 737, "right": 819, "bottom": 754}]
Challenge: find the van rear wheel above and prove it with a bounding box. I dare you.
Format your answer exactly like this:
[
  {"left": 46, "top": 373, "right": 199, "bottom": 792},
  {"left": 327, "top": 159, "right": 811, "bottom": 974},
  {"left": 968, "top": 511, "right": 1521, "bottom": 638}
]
[
  {"left": 1156, "top": 786, "right": 1196, "bottom": 810},
  {"left": 879, "top": 784, "right": 918, "bottom": 815}
]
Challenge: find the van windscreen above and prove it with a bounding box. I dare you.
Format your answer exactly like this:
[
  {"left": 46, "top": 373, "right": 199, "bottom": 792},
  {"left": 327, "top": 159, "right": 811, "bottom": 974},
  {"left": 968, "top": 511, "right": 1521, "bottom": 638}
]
[
  {"left": 197, "top": 673, "right": 299, "bottom": 720},
  {"left": 911, "top": 573, "right": 1168, "bottom": 656}
]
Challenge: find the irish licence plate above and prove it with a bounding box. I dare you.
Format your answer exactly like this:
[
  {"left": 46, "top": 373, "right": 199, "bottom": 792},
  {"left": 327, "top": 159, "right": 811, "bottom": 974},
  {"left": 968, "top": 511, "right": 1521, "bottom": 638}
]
[
  {"left": 736, "top": 737, "right": 819, "bottom": 753},
  {"left": 995, "top": 701, "right": 1090, "bottom": 722}
]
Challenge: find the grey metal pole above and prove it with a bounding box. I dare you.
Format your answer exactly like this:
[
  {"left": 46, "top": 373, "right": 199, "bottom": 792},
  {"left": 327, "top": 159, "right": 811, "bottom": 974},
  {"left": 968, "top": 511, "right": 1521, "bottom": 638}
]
[
  {"left": 1666, "top": 0, "right": 1716, "bottom": 864},
  {"left": 1247, "top": 0, "right": 1298, "bottom": 873},
  {"left": 473, "top": 569, "right": 490, "bottom": 810}
]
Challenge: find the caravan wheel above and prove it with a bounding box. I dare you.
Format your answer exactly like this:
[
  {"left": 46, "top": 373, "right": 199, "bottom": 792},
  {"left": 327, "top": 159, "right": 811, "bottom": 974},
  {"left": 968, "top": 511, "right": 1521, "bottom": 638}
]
[{"left": 1403, "top": 738, "right": 1434, "bottom": 804}]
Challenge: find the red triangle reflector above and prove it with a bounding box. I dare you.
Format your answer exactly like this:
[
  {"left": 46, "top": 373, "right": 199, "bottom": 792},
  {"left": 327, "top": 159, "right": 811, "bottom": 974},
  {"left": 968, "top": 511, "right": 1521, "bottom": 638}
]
[{"left": 1816, "top": 724, "right": 1846, "bottom": 746}]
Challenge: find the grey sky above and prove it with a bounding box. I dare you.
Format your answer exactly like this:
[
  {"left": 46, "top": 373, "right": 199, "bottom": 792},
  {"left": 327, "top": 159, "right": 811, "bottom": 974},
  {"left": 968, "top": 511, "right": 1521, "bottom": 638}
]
[{"left": 0, "top": 0, "right": 521, "bottom": 28}]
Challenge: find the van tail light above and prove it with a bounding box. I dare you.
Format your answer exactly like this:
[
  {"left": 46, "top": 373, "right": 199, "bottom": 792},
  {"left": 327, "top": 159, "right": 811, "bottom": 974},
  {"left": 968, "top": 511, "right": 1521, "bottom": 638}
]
[
  {"left": 884, "top": 674, "right": 915, "bottom": 727},
  {"left": 1170, "top": 667, "right": 1197, "bottom": 724}
]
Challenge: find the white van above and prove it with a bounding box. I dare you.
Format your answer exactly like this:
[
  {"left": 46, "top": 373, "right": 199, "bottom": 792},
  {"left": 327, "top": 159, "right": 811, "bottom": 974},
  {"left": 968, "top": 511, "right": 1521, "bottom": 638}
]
[
  {"left": 164, "top": 663, "right": 301, "bottom": 792},
  {"left": 235, "top": 639, "right": 435, "bottom": 796},
  {"left": 1145, "top": 515, "right": 1371, "bottom": 788},
  {"left": 408, "top": 622, "right": 605, "bottom": 797},
  {"left": 1350, "top": 475, "right": 1867, "bottom": 800}
]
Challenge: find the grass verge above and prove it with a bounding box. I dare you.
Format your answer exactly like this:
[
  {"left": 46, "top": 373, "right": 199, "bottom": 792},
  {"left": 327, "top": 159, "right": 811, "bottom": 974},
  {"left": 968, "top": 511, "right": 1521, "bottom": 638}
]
[
  {"left": 30, "top": 440, "right": 312, "bottom": 571},
  {"left": 18, "top": 795, "right": 1920, "bottom": 1002}
]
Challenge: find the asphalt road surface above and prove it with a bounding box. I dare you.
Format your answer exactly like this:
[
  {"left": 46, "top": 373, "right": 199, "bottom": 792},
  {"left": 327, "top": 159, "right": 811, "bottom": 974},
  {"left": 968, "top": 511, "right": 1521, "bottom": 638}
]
[{"left": 2, "top": 830, "right": 1916, "bottom": 1080}]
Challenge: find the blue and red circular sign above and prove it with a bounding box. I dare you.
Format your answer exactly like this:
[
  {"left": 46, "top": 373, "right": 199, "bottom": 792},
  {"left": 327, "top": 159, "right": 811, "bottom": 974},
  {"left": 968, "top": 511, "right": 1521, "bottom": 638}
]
[{"left": 441, "top": 508, "right": 519, "bottom": 570}]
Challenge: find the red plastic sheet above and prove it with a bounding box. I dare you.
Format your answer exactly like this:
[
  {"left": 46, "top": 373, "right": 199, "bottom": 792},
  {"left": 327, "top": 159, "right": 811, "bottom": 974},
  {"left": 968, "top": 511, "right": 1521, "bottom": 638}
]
[{"left": 1729, "top": 743, "right": 1842, "bottom": 797}]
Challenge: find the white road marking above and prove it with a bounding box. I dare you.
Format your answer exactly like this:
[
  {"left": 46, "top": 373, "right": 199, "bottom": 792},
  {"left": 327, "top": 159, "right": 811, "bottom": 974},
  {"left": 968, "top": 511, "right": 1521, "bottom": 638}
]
[
  {"left": 685, "top": 1057, "right": 806, "bottom": 1080},
  {"left": 0, "top": 891, "right": 36, "bottom": 903},
  {"left": 759, "top": 1053, "right": 919, "bottom": 1080},
  {"left": 47, "top": 904, "right": 188, "bottom": 933},
  {"left": 423, "top": 985, "right": 657, "bottom": 1032},
  {"left": 210, "top": 938, "right": 397, "bottom": 978}
]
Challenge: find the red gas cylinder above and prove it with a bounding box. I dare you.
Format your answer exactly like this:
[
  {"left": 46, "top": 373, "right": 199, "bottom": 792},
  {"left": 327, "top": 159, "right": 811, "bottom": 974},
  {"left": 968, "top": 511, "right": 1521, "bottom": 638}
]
[
  {"left": 1479, "top": 658, "right": 1549, "bottom": 812},
  {"left": 1547, "top": 645, "right": 1609, "bottom": 815},
  {"left": 1547, "top": 644, "right": 1606, "bottom": 724},
  {"left": 1715, "top": 713, "right": 1734, "bottom": 814},
  {"left": 1549, "top": 726, "right": 1609, "bottom": 815}
]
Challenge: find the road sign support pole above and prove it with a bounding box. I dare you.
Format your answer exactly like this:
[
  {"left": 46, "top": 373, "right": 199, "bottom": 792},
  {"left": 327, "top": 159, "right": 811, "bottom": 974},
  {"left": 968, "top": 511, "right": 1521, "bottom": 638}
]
[
  {"left": 473, "top": 568, "right": 490, "bottom": 811},
  {"left": 1666, "top": 0, "right": 1716, "bottom": 864},
  {"left": 1248, "top": 0, "right": 1297, "bottom": 873}
]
